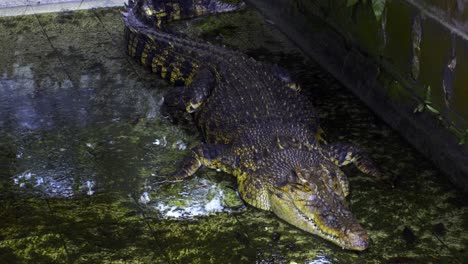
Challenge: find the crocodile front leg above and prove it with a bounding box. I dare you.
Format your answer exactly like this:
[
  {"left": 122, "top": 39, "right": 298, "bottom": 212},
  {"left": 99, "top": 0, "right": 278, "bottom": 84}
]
[
  {"left": 324, "top": 143, "right": 384, "bottom": 180},
  {"left": 169, "top": 150, "right": 202, "bottom": 181},
  {"left": 169, "top": 143, "right": 236, "bottom": 180}
]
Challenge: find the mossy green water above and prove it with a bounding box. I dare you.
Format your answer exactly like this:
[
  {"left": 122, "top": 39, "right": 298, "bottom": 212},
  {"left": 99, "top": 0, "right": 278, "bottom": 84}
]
[{"left": 0, "top": 6, "right": 466, "bottom": 263}]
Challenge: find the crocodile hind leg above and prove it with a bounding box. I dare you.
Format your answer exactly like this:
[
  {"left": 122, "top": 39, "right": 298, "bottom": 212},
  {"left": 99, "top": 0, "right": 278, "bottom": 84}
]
[
  {"left": 269, "top": 64, "right": 303, "bottom": 92},
  {"left": 128, "top": 0, "right": 245, "bottom": 28},
  {"left": 161, "top": 67, "right": 215, "bottom": 123},
  {"left": 324, "top": 143, "right": 384, "bottom": 181}
]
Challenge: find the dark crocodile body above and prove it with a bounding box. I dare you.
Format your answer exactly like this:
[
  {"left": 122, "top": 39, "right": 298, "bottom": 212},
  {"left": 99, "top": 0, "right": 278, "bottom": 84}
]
[{"left": 123, "top": 0, "right": 383, "bottom": 251}]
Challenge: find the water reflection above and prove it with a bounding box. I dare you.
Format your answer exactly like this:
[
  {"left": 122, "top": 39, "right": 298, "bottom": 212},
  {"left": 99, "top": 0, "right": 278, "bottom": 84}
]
[
  {"left": 0, "top": 52, "right": 166, "bottom": 199},
  {"left": 12, "top": 169, "right": 96, "bottom": 198},
  {"left": 1, "top": 73, "right": 89, "bottom": 133}
]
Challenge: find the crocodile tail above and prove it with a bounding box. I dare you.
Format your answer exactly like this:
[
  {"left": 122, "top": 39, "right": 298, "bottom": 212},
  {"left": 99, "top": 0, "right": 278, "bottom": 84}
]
[
  {"left": 124, "top": 26, "right": 200, "bottom": 86},
  {"left": 122, "top": 0, "right": 242, "bottom": 85},
  {"left": 131, "top": 0, "right": 245, "bottom": 28}
]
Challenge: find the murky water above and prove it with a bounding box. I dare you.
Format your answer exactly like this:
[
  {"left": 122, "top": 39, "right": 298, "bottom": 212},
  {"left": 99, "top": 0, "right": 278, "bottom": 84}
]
[{"left": 0, "top": 7, "right": 466, "bottom": 263}]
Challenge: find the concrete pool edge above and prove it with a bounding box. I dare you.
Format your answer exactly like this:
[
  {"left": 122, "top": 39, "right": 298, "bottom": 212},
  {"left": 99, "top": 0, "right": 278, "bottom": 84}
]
[{"left": 0, "top": 0, "right": 127, "bottom": 17}]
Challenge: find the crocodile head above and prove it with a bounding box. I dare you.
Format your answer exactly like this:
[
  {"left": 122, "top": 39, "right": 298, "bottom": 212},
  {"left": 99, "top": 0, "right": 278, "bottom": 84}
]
[
  {"left": 270, "top": 164, "right": 368, "bottom": 250},
  {"left": 246, "top": 149, "right": 369, "bottom": 251}
]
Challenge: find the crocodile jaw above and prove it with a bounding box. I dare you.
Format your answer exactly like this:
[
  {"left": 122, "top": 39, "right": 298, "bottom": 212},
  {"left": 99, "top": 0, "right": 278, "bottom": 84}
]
[{"left": 269, "top": 185, "right": 369, "bottom": 251}]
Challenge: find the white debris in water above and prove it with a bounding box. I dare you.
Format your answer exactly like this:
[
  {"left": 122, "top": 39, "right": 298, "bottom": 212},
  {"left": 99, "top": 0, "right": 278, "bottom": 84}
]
[
  {"left": 173, "top": 140, "right": 187, "bottom": 150},
  {"left": 139, "top": 191, "right": 151, "bottom": 204},
  {"left": 150, "top": 178, "right": 228, "bottom": 219},
  {"left": 204, "top": 190, "right": 224, "bottom": 212},
  {"left": 13, "top": 171, "right": 33, "bottom": 184},
  {"left": 156, "top": 204, "right": 184, "bottom": 218},
  {"left": 24, "top": 172, "right": 32, "bottom": 180},
  {"left": 159, "top": 96, "right": 165, "bottom": 106},
  {"left": 12, "top": 170, "right": 96, "bottom": 198},
  {"left": 307, "top": 255, "right": 333, "bottom": 264},
  {"left": 153, "top": 136, "right": 167, "bottom": 147},
  {"left": 156, "top": 200, "right": 208, "bottom": 218},
  {"left": 35, "top": 177, "right": 44, "bottom": 186},
  {"left": 85, "top": 142, "right": 95, "bottom": 149},
  {"left": 86, "top": 180, "right": 95, "bottom": 196}
]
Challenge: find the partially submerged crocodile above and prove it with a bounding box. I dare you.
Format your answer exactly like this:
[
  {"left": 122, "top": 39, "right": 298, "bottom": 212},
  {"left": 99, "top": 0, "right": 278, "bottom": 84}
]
[{"left": 123, "top": 0, "right": 383, "bottom": 251}]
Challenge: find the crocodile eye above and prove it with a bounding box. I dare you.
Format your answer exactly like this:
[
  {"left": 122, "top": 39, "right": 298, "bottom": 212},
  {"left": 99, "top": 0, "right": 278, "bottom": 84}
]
[
  {"left": 289, "top": 170, "right": 299, "bottom": 182},
  {"left": 275, "top": 170, "right": 298, "bottom": 187}
]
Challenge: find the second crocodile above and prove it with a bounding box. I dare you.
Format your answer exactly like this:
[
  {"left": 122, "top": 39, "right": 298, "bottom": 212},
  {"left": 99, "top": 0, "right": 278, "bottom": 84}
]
[{"left": 122, "top": 0, "right": 383, "bottom": 251}]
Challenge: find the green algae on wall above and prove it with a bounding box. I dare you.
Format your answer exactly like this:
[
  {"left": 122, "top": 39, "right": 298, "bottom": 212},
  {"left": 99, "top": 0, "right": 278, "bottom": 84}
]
[{"left": 299, "top": 0, "right": 468, "bottom": 131}]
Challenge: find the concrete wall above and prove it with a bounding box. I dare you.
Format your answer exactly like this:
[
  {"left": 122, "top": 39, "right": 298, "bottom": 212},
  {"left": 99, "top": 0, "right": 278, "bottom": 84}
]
[
  {"left": 247, "top": 0, "right": 468, "bottom": 191},
  {"left": 0, "top": 0, "right": 127, "bottom": 17}
]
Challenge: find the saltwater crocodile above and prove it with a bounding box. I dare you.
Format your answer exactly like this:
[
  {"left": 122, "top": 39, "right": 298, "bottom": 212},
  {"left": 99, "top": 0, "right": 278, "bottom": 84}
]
[{"left": 122, "top": 0, "right": 383, "bottom": 250}]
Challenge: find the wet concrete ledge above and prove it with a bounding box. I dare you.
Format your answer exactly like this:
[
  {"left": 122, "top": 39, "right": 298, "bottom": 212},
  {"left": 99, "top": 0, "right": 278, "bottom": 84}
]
[
  {"left": 0, "top": 0, "right": 127, "bottom": 17},
  {"left": 247, "top": 0, "right": 468, "bottom": 192}
]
